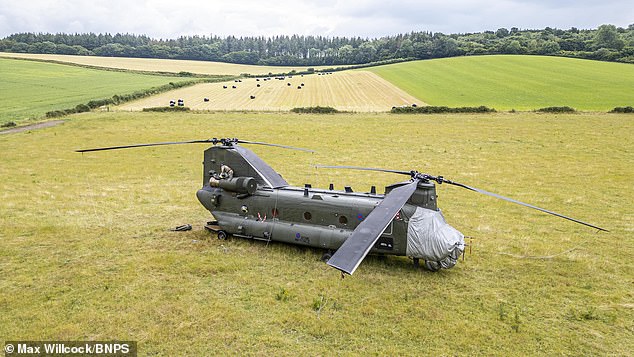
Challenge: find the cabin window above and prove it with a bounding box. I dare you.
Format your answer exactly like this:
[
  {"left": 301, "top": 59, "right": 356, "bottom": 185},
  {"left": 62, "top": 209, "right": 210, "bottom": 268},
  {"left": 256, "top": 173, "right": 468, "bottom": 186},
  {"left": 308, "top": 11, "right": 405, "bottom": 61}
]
[
  {"left": 339, "top": 215, "right": 348, "bottom": 225},
  {"left": 272, "top": 208, "right": 279, "bottom": 217},
  {"left": 303, "top": 212, "right": 312, "bottom": 221}
]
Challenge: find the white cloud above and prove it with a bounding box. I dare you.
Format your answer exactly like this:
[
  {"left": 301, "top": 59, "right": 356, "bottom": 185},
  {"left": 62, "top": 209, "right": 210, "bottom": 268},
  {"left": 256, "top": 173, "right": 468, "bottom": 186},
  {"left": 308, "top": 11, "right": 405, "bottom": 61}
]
[{"left": 0, "top": 0, "right": 632, "bottom": 39}]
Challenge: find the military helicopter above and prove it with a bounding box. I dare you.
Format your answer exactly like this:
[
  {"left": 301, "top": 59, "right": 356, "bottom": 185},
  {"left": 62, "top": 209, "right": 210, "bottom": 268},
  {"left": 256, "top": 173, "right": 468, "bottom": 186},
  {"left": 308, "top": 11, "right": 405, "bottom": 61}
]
[{"left": 77, "top": 138, "right": 607, "bottom": 275}]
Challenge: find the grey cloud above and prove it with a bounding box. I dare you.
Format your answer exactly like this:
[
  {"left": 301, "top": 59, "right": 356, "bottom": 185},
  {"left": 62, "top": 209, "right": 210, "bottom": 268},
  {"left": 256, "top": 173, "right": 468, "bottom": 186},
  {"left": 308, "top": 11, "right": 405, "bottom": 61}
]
[{"left": 0, "top": 0, "right": 631, "bottom": 39}]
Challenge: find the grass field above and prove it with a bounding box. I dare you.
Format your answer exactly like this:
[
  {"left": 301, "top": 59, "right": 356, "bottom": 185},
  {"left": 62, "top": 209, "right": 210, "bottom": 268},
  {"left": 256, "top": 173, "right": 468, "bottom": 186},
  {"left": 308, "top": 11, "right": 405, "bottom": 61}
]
[
  {"left": 0, "top": 58, "right": 196, "bottom": 125},
  {"left": 0, "top": 111, "right": 632, "bottom": 355},
  {"left": 117, "top": 71, "right": 422, "bottom": 112},
  {"left": 370, "top": 55, "right": 634, "bottom": 110},
  {"left": 0, "top": 52, "right": 333, "bottom": 76}
]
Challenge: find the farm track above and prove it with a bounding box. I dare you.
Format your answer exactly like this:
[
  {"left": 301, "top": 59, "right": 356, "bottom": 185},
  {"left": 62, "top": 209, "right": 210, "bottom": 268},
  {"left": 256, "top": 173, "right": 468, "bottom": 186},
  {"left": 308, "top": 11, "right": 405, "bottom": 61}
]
[
  {"left": 117, "top": 71, "right": 424, "bottom": 112},
  {"left": 0, "top": 120, "right": 64, "bottom": 134}
]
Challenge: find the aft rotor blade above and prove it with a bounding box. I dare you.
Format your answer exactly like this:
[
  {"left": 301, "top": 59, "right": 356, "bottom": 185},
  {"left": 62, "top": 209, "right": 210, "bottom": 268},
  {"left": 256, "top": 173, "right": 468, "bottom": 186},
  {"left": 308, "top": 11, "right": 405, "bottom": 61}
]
[
  {"left": 444, "top": 180, "right": 609, "bottom": 232},
  {"left": 76, "top": 140, "right": 212, "bottom": 152},
  {"left": 315, "top": 165, "right": 411, "bottom": 175},
  {"left": 232, "top": 145, "right": 289, "bottom": 188},
  {"left": 238, "top": 140, "right": 315, "bottom": 153},
  {"left": 327, "top": 180, "right": 419, "bottom": 275}
]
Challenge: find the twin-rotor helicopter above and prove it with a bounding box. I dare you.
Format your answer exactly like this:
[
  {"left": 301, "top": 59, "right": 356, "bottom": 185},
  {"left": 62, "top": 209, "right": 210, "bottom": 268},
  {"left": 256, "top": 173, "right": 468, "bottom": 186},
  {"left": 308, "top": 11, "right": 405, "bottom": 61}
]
[{"left": 77, "top": 138, "right": 607, "bottom": 275}]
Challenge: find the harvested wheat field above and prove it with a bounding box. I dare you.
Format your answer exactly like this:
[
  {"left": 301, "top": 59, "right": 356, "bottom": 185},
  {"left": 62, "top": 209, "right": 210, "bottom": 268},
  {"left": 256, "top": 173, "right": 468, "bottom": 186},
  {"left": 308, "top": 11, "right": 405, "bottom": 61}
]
[
  {"left": 0, "top": 52, "right": 332, "bottom": 76},
  {"left": 117, "top": 71, "right": 423, "bottom": 112}
]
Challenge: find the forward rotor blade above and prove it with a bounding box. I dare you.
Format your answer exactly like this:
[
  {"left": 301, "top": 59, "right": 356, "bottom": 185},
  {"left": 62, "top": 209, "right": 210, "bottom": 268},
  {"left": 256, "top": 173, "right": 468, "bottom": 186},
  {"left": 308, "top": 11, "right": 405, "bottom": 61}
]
[
  {"left": 317, "top": 165, "right": 607, "bottom": 232},
  {"left": 443, "top": 180, "right": 608, "bottom": 232},
  {"left": 238, "top": 140, "right": 315, "bottom": 153},
  {"left": 76, "top": 140, "right": 212, "bottom": 152},
  {"left": 315, "top": 165, "right": 411, "bottom": 175},
  {"left": 327, "top": 180, "right": 419, "bottom": 275}
]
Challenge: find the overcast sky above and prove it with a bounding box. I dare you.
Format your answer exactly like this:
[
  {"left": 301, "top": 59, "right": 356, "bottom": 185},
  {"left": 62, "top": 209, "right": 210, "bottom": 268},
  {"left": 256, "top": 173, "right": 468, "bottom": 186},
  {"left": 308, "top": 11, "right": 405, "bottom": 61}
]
[{"left": 0, "top": 0, "right": 632, "bottom": 39}]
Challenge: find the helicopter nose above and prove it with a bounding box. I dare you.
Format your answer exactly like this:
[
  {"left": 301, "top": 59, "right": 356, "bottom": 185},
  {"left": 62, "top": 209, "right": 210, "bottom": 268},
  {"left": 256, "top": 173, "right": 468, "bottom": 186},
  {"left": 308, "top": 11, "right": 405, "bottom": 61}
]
[{"left": 406, "top": 207, "right": 465, "bottom": 269}]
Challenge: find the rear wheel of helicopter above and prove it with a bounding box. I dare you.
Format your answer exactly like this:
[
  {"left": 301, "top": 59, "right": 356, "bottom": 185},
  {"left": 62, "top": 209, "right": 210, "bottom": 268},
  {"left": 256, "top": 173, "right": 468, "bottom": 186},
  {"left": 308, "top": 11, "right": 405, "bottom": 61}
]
[
  {"left": 217, "top": 230, "right": 228, "bottom": 240},
  {"left": 321, "top": 251, "right": 333, "bottom": 262}
]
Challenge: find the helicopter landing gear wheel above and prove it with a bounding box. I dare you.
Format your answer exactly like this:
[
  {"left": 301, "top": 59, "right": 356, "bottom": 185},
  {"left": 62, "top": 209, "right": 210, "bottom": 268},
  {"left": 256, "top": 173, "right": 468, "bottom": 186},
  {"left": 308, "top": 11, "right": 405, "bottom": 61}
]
[
  {"left": 321, "top": 251, "right": 333, "bottom": 262},
  {"left": 425, "top": 260, "right": 441, "bottom": 272},
  {"left": 217, "top": 230, "right": 228, "bottom": 240}
]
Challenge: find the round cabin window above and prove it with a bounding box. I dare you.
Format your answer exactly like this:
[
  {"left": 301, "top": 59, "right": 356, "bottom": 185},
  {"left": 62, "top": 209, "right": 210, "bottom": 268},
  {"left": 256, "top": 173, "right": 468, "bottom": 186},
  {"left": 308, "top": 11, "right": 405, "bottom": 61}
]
[
  {"left": 304, "top": 212, "right": 312, "bottom": 221},
  {"left": 339, "top": 215, "right": 348, "bottom": 224}
]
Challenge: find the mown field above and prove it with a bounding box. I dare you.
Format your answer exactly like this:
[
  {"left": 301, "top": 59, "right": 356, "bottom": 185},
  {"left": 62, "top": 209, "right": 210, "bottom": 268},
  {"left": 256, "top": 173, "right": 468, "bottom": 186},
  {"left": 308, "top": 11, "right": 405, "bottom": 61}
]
[
  {"left": 0, "top": 52, "right": 333, "bottom": 76},
  {"left": 117, "top": 71, "right": 421, "bottom": 112},
  {"left": 370, "top": 55, "right": 634, "bottom": 111},
  {"left": 0, "top": 58, "right": 196, "bottom": 125},
  {"left": 1, "top": 111, "right": 632, "bottom": 355}
]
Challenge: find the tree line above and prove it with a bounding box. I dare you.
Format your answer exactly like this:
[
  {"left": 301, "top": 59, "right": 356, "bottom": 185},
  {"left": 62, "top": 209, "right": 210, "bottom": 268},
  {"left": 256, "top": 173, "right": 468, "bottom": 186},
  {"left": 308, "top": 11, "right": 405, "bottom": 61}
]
[{"left": 1, "top": 24, "right": 632, "bottom": 66}]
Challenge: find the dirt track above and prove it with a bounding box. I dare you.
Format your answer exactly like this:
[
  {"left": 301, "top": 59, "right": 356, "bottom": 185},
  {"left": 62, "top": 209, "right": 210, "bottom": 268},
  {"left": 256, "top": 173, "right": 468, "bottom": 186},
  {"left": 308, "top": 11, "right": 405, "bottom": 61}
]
[{"left": 0, "top": 120, "right": 64, "bottom": 135}]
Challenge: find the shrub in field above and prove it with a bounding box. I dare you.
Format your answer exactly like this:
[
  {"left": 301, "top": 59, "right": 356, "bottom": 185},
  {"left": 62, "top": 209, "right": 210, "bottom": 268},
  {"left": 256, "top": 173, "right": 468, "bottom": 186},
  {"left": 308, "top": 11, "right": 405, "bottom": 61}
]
[
  {"left": 609, "top": 106, "right": 634, "bottom": 113},
  {"left": 142, "top": 106, "right": 190, "bottom": 112},
  {"left": 1, "top": 121, "right": 17, "bottom": 128},
  {"left": 391, "top": 105, "right": 496, "bottom": 114},
  {"left": 291, "top": 106, "right": 339, "bottom": 114},
  {"left": 536, "top": 106, "right": 576, "bottom": 113},
  {"left": 74, "top": 104, "right": 91, "bottom": 113}
]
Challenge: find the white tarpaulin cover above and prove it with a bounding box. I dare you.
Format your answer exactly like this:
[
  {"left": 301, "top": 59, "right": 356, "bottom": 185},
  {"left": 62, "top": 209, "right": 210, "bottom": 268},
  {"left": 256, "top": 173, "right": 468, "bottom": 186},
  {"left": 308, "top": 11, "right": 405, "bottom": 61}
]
[{"left": 406, "top": 207, "right": 465, "bottom": 263}]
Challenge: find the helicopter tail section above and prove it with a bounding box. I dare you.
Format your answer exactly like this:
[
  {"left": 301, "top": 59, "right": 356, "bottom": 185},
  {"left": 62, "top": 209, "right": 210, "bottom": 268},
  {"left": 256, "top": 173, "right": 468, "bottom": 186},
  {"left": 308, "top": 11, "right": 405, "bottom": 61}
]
[{"left": 203, "top": 146, "right": 289, "bottom": 188}]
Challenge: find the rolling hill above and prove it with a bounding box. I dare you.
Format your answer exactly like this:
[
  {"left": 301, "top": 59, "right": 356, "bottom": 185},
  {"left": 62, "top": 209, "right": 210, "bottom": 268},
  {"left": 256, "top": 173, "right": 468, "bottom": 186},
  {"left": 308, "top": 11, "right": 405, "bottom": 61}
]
[
  {"left": 0, "top": 57, "right": 197, "bottom": 125},
  {"left": 117, "top": 71, "right": 421, "bottom": 112},
  {"left": 0, "top": 52, "right": 332, "bottom": 76},
  {"left": 369, "top": 55, "right": 634, "bottom": 110}
]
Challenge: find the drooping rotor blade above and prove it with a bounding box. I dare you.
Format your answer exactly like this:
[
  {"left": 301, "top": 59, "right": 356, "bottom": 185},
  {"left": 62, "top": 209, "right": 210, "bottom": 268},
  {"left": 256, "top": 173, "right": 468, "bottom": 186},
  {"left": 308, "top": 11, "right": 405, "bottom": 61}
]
[
  {"left": 439, "top": 179, "right": 609, "bottom": 232},
  {"left": 328, "top": 180, "right": 419, "bottom": 275},
  {"left": 315, "top": 165, "right": 411, "bottom": 176},
  {"left": 76, "top": 137, "right": 315, "bottom": 153},
  {"left": 76, "top": 140, "right": 214, "bottom": 152},
  {"left": 238, "top": 140, "right": 315, "bottom": 153},
  {"left": 232, "top": 145, "right": 289, "bottom": 188},
  {"left": 317, "top": 165, "right": 607, "bottom": 232}
]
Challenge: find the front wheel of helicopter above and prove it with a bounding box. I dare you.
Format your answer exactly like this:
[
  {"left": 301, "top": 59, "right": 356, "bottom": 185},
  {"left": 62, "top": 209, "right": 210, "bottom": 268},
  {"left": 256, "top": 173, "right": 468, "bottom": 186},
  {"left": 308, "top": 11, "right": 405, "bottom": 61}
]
[{"left": 424, "top": 260, "right": 441, "bottom": 272}]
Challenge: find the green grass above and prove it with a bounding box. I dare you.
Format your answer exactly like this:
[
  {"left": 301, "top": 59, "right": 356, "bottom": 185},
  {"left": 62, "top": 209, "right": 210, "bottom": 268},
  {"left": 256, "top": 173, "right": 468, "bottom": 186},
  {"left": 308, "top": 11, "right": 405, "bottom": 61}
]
[
  {"left": 0, "top": 112, "right": 632, "bottom": 355},
  {"left": 0, "top": 58, "right": 195, "bottom": 125},
  {"left": 369, "top": 55, "right": 634, "bottom": 110}
]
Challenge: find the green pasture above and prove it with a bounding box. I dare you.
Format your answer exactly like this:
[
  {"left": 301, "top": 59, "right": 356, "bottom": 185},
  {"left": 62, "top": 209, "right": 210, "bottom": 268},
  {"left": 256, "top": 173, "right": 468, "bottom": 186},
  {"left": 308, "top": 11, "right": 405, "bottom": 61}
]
[
  {"left": 369, "top": 55, "right": 634, "bottom": 110},
  {"left": 0, "top": 58, "right": 195, "bottom": 125},
  {"left": 0, "top": 112, "right": 632, "bottom": 355}
]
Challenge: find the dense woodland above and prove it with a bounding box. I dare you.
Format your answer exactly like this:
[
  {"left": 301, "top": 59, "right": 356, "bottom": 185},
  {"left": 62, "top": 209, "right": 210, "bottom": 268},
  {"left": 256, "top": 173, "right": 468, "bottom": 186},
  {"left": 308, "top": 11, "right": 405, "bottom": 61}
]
[{"left": 1, "top": 24, "right": 633, "bottom": 66}]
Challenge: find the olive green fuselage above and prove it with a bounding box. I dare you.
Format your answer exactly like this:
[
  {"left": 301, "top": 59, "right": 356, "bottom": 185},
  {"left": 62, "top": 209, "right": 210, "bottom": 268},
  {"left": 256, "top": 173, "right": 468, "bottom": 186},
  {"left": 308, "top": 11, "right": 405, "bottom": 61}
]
[
  {"left": 197, "top": 184, "right": 438, "bottom": 255},
  {"left": 196, "top": 145, "right": 438, "bottom": 256}
]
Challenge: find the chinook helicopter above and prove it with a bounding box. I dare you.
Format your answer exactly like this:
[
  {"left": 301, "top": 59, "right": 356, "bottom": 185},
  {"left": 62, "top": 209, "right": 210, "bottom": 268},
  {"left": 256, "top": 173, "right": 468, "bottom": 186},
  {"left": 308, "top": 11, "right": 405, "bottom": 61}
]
[{"left": 77, "top": 138, "right": 607, "bottom": 275}]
